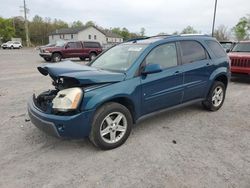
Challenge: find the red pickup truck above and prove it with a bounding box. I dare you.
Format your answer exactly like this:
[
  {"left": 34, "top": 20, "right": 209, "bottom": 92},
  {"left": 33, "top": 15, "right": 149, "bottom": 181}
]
[
  {"left": 39, "top": 41, "right": 102, "bottom": 62},
  {"left": 228, "top": 41, "right": 250, "bottom": 77}
]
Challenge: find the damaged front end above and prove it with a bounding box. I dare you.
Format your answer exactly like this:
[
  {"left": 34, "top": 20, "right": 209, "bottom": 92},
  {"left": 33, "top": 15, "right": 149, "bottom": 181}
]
[
  {"left": 34, "top": 86, "right": 83, "bottom": 116},
  {"left": 33, "top": 61, "right": 125, "bottom": 115}
]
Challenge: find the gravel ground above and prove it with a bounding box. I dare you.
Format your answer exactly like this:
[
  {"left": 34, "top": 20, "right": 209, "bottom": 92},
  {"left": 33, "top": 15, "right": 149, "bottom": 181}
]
[{"left": 0, "top": 48, "right": 250, "bottom": 188}]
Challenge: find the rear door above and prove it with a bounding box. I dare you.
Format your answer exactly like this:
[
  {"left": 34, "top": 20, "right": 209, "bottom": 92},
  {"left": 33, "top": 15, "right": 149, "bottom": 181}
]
[
  {"left": 82, "top": 42, "right": 91, "bottom": 57},
  {"left": 178, "top": 40, "right": 213, "bottom": 102},
  {"left": 140, "top": 42, "right": 184, "bottom": 115}
]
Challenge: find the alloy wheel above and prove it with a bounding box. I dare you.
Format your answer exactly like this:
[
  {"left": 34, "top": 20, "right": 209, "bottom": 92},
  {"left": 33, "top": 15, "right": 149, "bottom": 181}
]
[
  {"left": 212, "top": 86, "right": 224, "bottom": 107},
  {"left": 100, "top": 112, "right": 127, "bottom": 144}
]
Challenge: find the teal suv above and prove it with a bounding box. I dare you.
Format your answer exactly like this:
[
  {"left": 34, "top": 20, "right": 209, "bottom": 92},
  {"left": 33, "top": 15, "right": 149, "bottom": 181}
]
[{"left": 28, "top": 35, "right": 230, "bottom": 149}]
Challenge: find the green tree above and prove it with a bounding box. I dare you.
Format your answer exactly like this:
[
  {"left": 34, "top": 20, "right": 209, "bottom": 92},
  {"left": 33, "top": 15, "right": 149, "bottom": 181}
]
[
  {"left": 72, "top": 20, "right": 84, "bottom": 28},
  {"left": 121, "top": 27, "right": 130, "bottom": 40},
  {"left": 233, "top": 17, "right": 249, "bottom": 41},
  {"left": 0, "top": 17, "right": 15, "bottom": 42},
  {"left": 140, "top": 27, "right": 145, "bottom": 36},
  {"left": 85, "top": 21, "right": 95, "bottom": 27},
  {"left": 12, "top": 17, "right": 25, "bottom": 41},
  {"left": 181, "top": 26, "right": 198, "bottom": 34}
]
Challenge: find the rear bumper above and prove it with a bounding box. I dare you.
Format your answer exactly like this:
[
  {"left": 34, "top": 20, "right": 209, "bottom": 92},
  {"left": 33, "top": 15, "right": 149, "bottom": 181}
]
[
  {"left": 39, "top": 52, "right": 52, "bottom": 58},
  {"left": 27, "top": 97, "right": 95, "bottom": 138}
]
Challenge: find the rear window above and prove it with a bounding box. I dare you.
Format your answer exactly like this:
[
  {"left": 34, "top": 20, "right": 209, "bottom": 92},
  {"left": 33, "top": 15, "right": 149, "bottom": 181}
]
[
  {"left": 206, "top": 40, "right": 227, "bottom": 58},
  {"left": 84, "top": 42, "right": 101, "bottom": 48},
  {"left": 180, "top": 41, "right": 207, "bottom": 64}
]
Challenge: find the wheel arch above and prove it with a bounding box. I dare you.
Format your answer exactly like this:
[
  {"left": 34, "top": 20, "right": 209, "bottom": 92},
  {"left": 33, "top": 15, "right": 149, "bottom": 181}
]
[
  {"left": 52, "top": 51, "right": 63, "bottom": 57},
  {"left": 214, "top": 74, "right": 228, "bottom": 88},
  {"left": 93, "top": 96, "right": 137, "bottom": 124}
]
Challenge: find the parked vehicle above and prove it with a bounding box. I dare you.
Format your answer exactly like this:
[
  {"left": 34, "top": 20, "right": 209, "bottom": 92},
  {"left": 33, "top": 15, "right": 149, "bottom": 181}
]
[
  {"left": 39, "top": 40, "right": 102, "bottom": 62},
  {"left": 228, "top": 41, "right": 250, "bottom": 77},
  {"left": 1, "top": 41, "right": 22, "bottom": 49},
  {"left": 28, "top": 35, "right": 230, "bottom": 150},
  {"left": 219, "top": 41, "right": 235, "bottom": 53}
]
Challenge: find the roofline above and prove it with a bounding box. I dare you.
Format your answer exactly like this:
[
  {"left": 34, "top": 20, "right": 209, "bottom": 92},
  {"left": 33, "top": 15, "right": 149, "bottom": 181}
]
[{"left": 50, "top": 25, "right": 123, "bottom": 38}]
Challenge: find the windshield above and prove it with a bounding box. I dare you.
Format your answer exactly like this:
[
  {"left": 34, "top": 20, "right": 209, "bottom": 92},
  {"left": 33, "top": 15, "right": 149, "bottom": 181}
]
[
  {"left": 55, "top": 40, "right": 66, "bottom": 47},
  {"left": 232, "top": 43, "right": 250, "bottom": 52},
  {"left": 90, "top": 44, "right": 148, "bottom": 72}
]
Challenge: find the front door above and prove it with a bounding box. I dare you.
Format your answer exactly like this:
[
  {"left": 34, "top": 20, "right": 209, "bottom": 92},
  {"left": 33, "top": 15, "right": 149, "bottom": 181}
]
[
  {"left": 63, "top": 42, "right": 83, "bottom": 58},
  {"left": 141, "top": 42, "right": 184, "bottom": 115}
]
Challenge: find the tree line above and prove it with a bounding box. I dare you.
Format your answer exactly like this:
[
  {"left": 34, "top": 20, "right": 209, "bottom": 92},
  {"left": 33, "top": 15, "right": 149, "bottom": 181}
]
[{"left": 0, "top": 14, "right": 249, "bottom": 46}]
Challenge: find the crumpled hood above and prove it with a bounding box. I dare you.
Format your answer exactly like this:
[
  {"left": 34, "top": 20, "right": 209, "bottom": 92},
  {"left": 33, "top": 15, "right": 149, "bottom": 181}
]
[{"left": 37, "top": 61, "right": 126, "bottom": 85}]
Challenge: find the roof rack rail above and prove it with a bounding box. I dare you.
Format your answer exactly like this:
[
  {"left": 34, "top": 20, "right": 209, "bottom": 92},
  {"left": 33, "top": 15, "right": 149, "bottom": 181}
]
[
  {"left": 126, "top": 37, "right": 150, "bottom": 43},
  {"left": 179, "top": 34, "right": 211, "bottom": 37}
]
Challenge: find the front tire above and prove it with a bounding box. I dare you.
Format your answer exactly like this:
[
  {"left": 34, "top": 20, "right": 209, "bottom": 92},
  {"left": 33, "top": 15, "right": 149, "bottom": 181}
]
[
  {"left": 202, "top": 81, "right": 226, "bottom": 111},
  {"left": 52, "top": 53, "right": 62, "bottom": 62},
  {"left": 79, "top": 57, "right": 85, "bottom": 61},
  {"left": 89, "top": 102, "right": 132, "bottom": 150},
  {"left": 44, "top": 57, "right": 51, "bottom": 62}
]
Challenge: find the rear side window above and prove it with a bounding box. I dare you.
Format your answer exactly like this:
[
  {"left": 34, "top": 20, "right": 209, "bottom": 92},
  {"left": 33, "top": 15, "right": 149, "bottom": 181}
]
[
  {"left": 84, "top": 42, "right": 100, "bottom": 48},
  {"left": 180, "top": 41, "right": 207, "bottom": 64},
  {"left": 146, "top": 43, "right": 178, "bottom": 69},
  {"left": 206, "top": 40, "right": 227, "bottom": 58}
]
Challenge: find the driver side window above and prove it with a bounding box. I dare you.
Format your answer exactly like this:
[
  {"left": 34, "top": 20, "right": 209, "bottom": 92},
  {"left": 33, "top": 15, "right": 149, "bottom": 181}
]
[
  {"left": 66, "top": 42, "right": 77, "bottom": 49},
  {"left": 146, "top": 43, "right": 178, "bottom": 69}
]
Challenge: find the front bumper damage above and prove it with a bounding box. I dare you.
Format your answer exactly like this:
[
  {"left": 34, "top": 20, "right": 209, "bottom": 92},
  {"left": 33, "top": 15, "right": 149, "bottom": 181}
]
[{"left": 27, "top": 96, "right": 95, "bottom": 138}]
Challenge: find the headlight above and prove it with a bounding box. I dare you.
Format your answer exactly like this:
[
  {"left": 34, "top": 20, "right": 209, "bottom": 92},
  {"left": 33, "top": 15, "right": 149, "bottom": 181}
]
[
  {"left": 44, "top": 50, "right": 50, "bottom": 53},
  {"left": 52, "top": 87, "right": 83, "bottom": 112}
]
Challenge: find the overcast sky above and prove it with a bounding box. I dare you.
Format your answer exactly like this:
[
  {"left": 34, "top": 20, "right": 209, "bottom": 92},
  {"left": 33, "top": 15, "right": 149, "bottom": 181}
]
[{"left": 1, "top": 0, "right": 249, "bottom": 35}]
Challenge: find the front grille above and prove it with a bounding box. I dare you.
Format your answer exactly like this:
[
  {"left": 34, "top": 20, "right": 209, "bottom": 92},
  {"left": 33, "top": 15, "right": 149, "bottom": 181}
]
[{"left": 231, "top": 58, "right": 250, "bottom": 67}]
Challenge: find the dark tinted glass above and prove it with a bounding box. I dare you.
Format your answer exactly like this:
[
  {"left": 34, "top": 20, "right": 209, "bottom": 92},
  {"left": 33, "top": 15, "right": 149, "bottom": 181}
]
[
  {"left": 84, "top": 42, "right": 100, "bottom": 48},
  {"left": 146, "top": 43, "right": 178, "bottom": 69},
  {"left": 180, "top": 41, "right": 207, "bottom": 63},
  {"left": 206, "top": 40, "right": 227, "bottom": 58}
]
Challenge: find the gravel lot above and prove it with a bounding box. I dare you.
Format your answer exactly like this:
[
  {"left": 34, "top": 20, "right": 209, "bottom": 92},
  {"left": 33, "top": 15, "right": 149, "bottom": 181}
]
[{"left": 0, "top": 48, "right": 250, "bottom": 188}]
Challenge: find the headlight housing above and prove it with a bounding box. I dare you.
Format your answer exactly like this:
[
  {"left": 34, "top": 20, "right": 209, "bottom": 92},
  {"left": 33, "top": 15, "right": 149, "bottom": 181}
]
[
  {"left": 44, "top": 50, "right": 50, "bottom": 53},
  {"left": 52, "top": 87, "right": 83, "bottom": 112}
]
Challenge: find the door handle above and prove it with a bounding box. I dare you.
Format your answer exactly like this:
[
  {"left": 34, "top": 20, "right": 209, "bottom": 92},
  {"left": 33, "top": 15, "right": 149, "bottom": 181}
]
[
  {"left": 174, "top": 70, "right": 181, "bottom": 75},
  {"left": 206, "top": 63, "right": 210, "bottom": 66}
]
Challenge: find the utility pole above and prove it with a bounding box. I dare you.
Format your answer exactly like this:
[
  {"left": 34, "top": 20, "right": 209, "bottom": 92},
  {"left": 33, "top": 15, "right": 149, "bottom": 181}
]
[
  {"left": 212, "top": 0, "right": 218, "bottom": 37},
  {"left": 23, "top": 0, "right": 30, "bottom": 47}
]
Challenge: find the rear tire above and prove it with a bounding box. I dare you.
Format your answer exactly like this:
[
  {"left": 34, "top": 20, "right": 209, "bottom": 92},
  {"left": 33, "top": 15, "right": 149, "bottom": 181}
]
[
  {"left": 89, "top": 102, "right": 132, "bottom": 150},
  {"left": 89, "top": 53, "right": 97, "bottom": 61},
  {"left": 202, "top": 81, "right": 226, "bottom": 111},
  {"left": 52, "top": 53, "right": 62, "bottom": 62}
]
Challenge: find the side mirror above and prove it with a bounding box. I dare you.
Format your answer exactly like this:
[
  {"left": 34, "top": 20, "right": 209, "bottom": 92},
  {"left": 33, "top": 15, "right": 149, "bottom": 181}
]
[
  {"left": 142, "top": 64, "right": 162, "bottom": 75},
  {"left": 226, "top": 49, "right": 230, "bottom": 53},
  {"left": 65, "top": 45, "right": 69, "bottom": 49}
]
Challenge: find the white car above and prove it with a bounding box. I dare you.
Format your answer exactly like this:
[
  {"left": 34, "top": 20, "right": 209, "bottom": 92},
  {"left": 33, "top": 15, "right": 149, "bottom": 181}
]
[{"left": 1, "top": 41, "right": 22, "bottom": 49}]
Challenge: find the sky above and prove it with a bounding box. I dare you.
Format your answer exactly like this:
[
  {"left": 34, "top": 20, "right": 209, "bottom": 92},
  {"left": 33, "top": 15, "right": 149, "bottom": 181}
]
[{"left": 0, "top": 0, "right": 249, "bottom": 35}]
